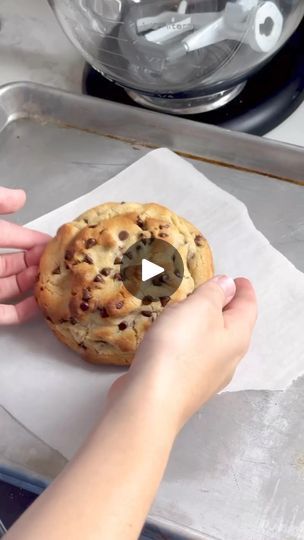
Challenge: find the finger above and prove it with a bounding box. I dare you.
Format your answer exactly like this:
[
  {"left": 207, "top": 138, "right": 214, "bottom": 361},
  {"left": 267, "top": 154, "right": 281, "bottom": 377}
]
[
  {"left": 0, "top": 220, "right": 51, "bottom": 249},
  {"left": 0, "top": 187, "right": 26, "bottom": 214},
  {"left": 0, "top": 266, "right": 38, "bottom": 302},
  {"left": 210, "top": 275, "right": 237, "bottom": 307},
  {"left": 186, "top": 275, "right": 236, "bottom": 313},
  {"left": 223, "top": 278, "right": 257, "bottom": 337},
  {"left": 26, "top": 244, "right": 47, "bottom": 267},
  {"left": 0, "top": 296, "right": 40, "bottom": 325},
  {"left": 0, "top": 245, "right": 46, "bottom": 278}
]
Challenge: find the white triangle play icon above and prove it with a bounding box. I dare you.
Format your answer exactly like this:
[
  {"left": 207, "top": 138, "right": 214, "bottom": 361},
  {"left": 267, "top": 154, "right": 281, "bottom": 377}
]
[{"left": 142, "top": 259, "right": 164, "bottom": 282}]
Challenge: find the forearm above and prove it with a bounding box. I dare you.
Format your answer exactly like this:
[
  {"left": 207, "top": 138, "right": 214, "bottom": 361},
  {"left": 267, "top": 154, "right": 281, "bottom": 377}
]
[{"left": 6, "top": 378, "right": 177, "bottom": 540}]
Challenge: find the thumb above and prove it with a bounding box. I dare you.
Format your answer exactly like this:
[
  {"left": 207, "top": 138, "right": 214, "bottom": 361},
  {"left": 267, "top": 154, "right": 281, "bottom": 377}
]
[
  {"left": 187, "top": 275, "right": 237, "bottom": 312},
  {"left": 210, "top": 275, "right": 237, "bottom": 307},
  {"left": 223, "top": 277, "right": 257, "bottom": 335}
]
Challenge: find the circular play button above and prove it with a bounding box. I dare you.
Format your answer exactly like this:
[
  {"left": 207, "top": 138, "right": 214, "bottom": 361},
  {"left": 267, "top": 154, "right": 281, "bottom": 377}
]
[{"left": 120, "top": 238, "right": 184, "bottom": 302}]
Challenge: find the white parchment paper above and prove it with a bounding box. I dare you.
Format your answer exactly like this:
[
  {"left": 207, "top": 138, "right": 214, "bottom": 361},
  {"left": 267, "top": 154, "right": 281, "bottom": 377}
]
[{"left": 0, "top": 148, "right": 303, "bottom": 459}]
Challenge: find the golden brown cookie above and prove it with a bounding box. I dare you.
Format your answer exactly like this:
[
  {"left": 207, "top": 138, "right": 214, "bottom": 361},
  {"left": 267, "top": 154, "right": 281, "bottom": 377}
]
[{"left": 36, "top": 202, "right": 213, "bottom": 366}]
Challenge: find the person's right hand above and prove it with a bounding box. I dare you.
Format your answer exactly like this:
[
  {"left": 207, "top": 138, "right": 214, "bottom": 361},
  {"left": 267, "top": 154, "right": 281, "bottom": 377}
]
[
  {"left": 113, "top": 275, "right": 257, "bottom": 432},
  {"left": 6, "top": 276, "right": 257, "bottom": 540}
]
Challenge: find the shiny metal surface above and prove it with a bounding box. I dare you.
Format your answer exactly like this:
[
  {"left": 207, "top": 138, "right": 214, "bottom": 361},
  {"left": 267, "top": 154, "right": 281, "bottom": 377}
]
[
  {"left": 126, "top": 81, "right": 246, "bottom": 115},
  {"left": 0, "top": 82, "right": 303, "bottom": 540}
]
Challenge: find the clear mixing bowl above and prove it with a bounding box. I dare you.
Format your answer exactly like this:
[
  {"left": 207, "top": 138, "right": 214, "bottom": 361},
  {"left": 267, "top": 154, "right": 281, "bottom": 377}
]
[{"left": 48, "top": 0, "right": 304, "bottom": 113}]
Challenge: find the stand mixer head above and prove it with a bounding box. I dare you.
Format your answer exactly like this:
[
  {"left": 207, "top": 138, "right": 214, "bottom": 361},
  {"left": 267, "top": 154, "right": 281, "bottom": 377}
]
[{"left": 49, "top": 0, "right": 304, "bottom": 114}]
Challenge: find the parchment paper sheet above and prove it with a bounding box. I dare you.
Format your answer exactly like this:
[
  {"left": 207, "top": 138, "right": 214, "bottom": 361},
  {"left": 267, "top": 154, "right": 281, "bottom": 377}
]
[{"left": 0, "top": 148, "right": 303, "bottom": 459}]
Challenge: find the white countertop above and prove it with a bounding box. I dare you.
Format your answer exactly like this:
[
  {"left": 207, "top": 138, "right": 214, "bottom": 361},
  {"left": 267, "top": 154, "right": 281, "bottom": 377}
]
[{"left": 1, "top": 0, "right": 303, "bottom": 148}]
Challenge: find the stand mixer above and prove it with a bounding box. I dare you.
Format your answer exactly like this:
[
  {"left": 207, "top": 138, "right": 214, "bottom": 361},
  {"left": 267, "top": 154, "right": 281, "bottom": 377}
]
[{"left": 49, "top": 0, "right": 304, "bottom": 114}]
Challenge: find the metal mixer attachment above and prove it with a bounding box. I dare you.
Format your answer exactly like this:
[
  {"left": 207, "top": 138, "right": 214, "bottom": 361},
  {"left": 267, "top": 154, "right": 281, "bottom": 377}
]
[{"left": 136, "top": 0, "right": 284, "bottom": 58}]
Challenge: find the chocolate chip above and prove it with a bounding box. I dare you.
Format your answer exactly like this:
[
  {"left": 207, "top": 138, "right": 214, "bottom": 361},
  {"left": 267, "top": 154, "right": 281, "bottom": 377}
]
[
  {"left": 89, "top": 224, "right": 98, "bottom": 229},
  {"left": 83, "top": 218, "right": 89, "bottom": 224},
  {"left": 141, "top": 310, "right": 152, "bottom": 317},
  {"left": 116, "top": 301, "right": 124, "bottom": 309},
  {"left": 101, "top": 267, "right": 112, "bottom": 276},
  {"left": 175, "top": 270, "right": 182, "bottom": 278},
  {"left": 94, "top": 274, "right": 104, "bottom": 283},
  {"left": 136, "top": 217, "right": 145, "bottom": 229},
  {"left": 114, "top": 257, "right": 122, "bottom": 265},
  {"left": 65, "top": 250, "right": 73, "bottom": 261},
  {"left": 194, "top": 235, "right": 204, "bottom": 246},
  {"left": 52, "top": 266, "right": 61, "bottom": 275},
  {"left": 99, "top": 307, "right": 109, "bottom": 318},
  {"left": 121, "top": 201, "right": 126, "bottom": 205},
  {"left": 160, "top": 224, "right": 170, "bottom": 229},
  {"left": 160, "top": 296, "right": 170, "bottom": 307},
  {"left": 84, "top": 254, "right": 94, "bottom": 264},
  {"left": 114, "top": 273, "right": 122, "bottom": 281},
  {"left": 118, "top": 230, "right": 129, "bottom": 241},
  {"left": 159, "top": 232, "right": 169, "bottom": 238},
  {"left": 40, "top": 287, "right": 44, "bottom": 291},
  {"left": 85, "top": 238, "right": 97, "bottom": 249},
  {"left": 142, "top": 295, "right": 154, "bottom": 305},
  {"left": 80, "top": 301, "right": 89, "bottom": 311},
  {"left": 79, "top": 342, "right": 87, "bottom": 350},
  {"left": 118, "top": 321, "right": 128, "bottom": 331},
  {"left": 70, "top": 317, "right": 78, "bottom": 325},
  {"left": 82, "top": 288, "right": 91, "bottom": 301},
  {"left": 160, "top": 273, "right": 169, "bottom": 283},
  {"left": 152, "top": 273, "right": 169, "bottom": 286}
]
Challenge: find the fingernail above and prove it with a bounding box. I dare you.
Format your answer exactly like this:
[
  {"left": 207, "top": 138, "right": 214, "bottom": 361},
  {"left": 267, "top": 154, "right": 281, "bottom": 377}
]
[{"left": 212, "top": 275, "right": 236, "bottom": 299}]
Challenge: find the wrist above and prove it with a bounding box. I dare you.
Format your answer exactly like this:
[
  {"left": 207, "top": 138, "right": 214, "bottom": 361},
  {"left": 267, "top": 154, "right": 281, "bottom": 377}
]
[
  {"left": 129, "top": 348, "right": 214, "bottom": 431},
  {"left": 126, "top": 351, "right": 186, "bottom": 434},
  {"left": 108, "top": 361, "right": 181, "bottom": 441}
]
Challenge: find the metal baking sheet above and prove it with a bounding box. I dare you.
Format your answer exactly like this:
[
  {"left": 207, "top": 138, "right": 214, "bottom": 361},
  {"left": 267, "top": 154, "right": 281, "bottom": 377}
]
[{"left": 0, "top": 82, "right": 303, "bottom": 540}]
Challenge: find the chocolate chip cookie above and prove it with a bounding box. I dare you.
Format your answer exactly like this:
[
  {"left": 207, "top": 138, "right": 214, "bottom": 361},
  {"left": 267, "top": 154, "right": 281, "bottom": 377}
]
[{"left": 35, "top": 202, "right": 213, "bottom": 366}]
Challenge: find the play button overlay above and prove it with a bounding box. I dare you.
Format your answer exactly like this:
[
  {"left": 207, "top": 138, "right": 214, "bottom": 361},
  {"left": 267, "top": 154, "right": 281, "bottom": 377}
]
[
  {"left": 120, "top": 238, "right": 184, "bottom": 301},
  {"left": 142, "top": 259, "right": 164, "bottom": 282}
]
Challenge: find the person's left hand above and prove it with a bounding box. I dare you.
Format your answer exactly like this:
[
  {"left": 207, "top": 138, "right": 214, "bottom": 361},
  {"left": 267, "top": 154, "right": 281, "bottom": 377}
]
[{"left": 0, "top": 187, "right": 51, "bottom": 325}]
